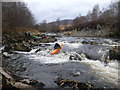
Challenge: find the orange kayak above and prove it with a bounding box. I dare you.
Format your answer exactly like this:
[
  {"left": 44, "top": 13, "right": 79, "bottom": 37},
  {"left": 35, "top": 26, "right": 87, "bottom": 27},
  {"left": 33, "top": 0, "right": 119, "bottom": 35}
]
[{"left": 50, "top": 44, "right": 62, "bottom": 55}]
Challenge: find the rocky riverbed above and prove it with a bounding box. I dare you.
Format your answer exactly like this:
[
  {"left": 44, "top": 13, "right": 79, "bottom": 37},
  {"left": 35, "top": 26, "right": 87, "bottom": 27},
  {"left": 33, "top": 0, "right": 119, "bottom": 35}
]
[{"left": 1, "top": 34, "right": 120, "bottom": 89}]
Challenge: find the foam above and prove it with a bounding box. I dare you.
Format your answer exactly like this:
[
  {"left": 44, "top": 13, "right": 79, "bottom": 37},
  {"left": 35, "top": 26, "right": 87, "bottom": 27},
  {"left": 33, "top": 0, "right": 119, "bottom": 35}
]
[{"left": 81, "top": 59, "right": 118, "bottom": 86}]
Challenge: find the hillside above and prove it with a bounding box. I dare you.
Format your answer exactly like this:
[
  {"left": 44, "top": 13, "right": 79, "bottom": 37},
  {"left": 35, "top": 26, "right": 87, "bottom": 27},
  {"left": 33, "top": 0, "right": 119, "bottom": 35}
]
[{"left": 48, "top": 19, "right": 73, "bottom": 25}]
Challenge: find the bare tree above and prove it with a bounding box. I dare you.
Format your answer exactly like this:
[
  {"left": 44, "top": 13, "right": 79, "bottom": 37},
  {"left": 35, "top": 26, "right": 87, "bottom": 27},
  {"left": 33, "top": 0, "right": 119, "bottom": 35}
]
[
  {"left": 38, "top": 20, "right": 47, "bottom": 32},
  {"left": 2, "top": 2, "right": 35, "bottom": 31},
  {"left": 109, "top": 2, "right": 118, "bottom": 16},
  {"left": 86, "top": 11, "right": 92, "bottom": 21},
  {"left": 91, "top": 4, "right": 100, "bottom": 21}
]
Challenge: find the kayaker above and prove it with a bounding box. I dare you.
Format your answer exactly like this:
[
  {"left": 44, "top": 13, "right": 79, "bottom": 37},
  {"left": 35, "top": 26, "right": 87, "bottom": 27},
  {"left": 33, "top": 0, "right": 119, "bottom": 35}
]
[
  {"left": 54, "top": 43, "right": 61, "bottom": 49},
  {"left": 41, "top": 34, "right": 47, "bottom": 38},
  {"left": 50, "top": 43, "right": 62, "bottom": 55},
  {"left": 24, "top": 32, "right": 30, "bottom": 41}
]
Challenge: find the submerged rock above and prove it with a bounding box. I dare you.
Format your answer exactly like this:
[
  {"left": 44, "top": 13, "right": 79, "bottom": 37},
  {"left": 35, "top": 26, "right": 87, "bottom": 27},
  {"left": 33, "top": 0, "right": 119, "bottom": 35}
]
[{"left": 73, "top": 72, "right": 81, "bottom": 76}]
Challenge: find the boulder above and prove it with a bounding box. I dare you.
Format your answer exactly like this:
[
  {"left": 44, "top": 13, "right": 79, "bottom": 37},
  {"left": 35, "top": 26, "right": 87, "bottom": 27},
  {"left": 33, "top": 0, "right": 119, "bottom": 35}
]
[
  {"left": 69, "top": 53, "right": 88, "bottom": 61},
  {"left": 2, "top": 52, "right": 11, "bottom": 58},
  {"left": 109, "top": 46, "right": 120, "bottom": 60},
  {"left": 90, "top": 42, "right": 97, "bottom": 45},
  {"left": 69, "top": 53, "right": 82, "bottom": 61},
  {"left": 82, "top": 41, "right": 89, "bottom": 44}
]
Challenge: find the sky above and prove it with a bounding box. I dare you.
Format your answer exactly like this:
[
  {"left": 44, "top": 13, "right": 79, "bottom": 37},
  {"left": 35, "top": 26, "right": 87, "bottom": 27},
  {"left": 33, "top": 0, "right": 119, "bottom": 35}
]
[{"left": 23, "top": 0, "right": 114, "bottom": 23}]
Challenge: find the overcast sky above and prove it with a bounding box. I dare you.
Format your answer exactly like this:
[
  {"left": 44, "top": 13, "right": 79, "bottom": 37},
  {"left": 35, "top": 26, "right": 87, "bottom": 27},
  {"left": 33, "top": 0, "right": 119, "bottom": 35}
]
[{"left": 23, "top": 0, "right": 114, "bottom": 23}]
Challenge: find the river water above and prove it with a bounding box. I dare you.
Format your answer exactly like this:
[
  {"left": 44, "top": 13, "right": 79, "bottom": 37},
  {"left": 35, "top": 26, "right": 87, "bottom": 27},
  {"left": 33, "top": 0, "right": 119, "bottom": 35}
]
[{"left": 2, "top": 36, "right": 119, "bottom": 88}]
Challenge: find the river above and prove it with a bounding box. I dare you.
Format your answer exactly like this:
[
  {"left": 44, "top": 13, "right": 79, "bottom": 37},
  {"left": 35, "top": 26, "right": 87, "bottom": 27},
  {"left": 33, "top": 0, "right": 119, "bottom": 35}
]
[{"left": 2, "top": 36, "right": 119, "bottom": 88}]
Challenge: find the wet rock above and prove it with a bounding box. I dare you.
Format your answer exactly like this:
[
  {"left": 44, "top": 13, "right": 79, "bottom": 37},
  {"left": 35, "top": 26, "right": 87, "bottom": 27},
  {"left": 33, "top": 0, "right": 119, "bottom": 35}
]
[
  {"left": 2, "top": 75, "right": 20, "bottom": 90},
  {"left": 0, "top": 46, "right": 5, "bottom": 53},
  {"left": 90, "top": 42, "right": 97, "bottom": 45},
  {"left": 16, "top": 67, "right": 26, "bottom": 72},
  {"left": 35, "top": 48, "right": 41, "bottom": 53},
  {"left": 54, "top": 78, "right": 95, "bottom": 90},
  {"left": 3, "top": 42, "right": 31, "bottom": 52},
  {"left": 13, "top": 43, "right": 31, "bottom": 52},
  {"left": 104, "top": 58, "right": 111, "bottom": 64},
  {"left": 0, "top": 67, "right": 45, "bottom": 89},
  {"left": 2, "top": 52, "right": 11, "bottom": 58},
  {"left": 69, "top": 54, "right": 75, "bottom": 60},
  {"left": 80, "top": 53, "right": 88, "bottom": 59},
  {"left": 0, "top": 54, "right": 3, "bottom": 59},
  {"left": 82, "top": 41, "right": 89, "bottom": 44},
  {"left": 82, "top": 41, "right": 97, "bottom": 45},
  {"left": 20, "top": 79, "right": 45, "bottom": 88},
  {"left": 70, "top": 41, "right": 75, "bottom": 43},
  {"left": 4, "top": 45, "right": 13, "bottom": 52},
  {"left": 38, "top": 37, "right": 57, "bottom": 43},
  {"left": 3, "top": 32, "right": 57, "bottom": 53},
  {"left": 69, "top": 53, "right": 88, "bottom": 61},
  {"left": 69, "top": 53, "right": 82, "bottom": 61},
  {"left": 109, "top": 46, "right": 120, "bottom": 60}
]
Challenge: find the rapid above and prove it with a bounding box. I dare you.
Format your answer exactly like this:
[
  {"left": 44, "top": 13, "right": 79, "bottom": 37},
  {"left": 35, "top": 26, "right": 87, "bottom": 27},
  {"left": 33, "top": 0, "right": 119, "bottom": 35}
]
[{"left": 2, "top": 36, "right": 119, "bottom": 88}]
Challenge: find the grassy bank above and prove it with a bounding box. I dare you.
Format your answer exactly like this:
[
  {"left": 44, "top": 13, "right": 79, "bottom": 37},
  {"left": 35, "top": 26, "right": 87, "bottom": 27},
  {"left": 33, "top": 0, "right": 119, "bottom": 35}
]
[{"left": 64, "top": 28, "right": 119, "bottom": 38}]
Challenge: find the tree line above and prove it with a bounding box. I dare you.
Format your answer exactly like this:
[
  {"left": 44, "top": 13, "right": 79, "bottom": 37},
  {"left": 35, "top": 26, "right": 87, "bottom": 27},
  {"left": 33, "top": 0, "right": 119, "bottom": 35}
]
[
  {"left": 35, "top": 18, "right": 61, "bottom": 33},
  {"left": 2, "top": 2, "right": 35, "bottom": 32},
  {"left": 72, "top": 2, "right": 118, "bottom": 31},
  {"left": 36, "top": 1, "right": 119, "bottom": 37},
  {"left": 2, "top": 1, "right": 119, "bottom": 37}
]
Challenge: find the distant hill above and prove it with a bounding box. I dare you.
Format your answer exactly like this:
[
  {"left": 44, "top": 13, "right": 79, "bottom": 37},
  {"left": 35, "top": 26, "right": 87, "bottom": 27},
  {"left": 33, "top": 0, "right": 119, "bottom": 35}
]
[{"left": 48, "top": 19, "right": 73, "bottom": 25}]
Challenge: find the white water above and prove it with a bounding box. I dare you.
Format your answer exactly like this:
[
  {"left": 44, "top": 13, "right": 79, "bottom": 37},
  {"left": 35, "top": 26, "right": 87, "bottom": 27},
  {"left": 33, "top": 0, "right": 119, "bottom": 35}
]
[
  {"left": 81, "top": 60, "right": 118, "bottom": 86},
  {"left": 29, "top": 50, "right": 70, "bottom": 64},
  {"left": 26, "top": 49, "right": 118, "bottom": 86},
  {"left": 4, "top": 36, "right": 119, "bottom": 88},
  {"left": 22, "top": 38, "right": 119, "bottom": 86}
]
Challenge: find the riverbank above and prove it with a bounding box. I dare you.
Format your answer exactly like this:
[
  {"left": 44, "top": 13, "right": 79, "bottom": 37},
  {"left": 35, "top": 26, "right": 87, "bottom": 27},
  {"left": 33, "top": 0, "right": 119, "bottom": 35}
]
[
  {"left": 2, "top": 28, "right": 57, "bottom": 52},
  {"left": 64, "top": 28, "right": 119, "bottom": 38}
]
